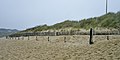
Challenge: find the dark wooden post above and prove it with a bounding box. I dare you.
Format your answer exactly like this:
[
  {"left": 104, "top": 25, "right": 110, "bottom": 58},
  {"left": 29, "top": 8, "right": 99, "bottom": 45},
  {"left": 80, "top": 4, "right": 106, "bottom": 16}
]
[
  {"left": 107, "top": 36, "right": 109, "bottom": 40},
  {"left": 107, "top": 30, "right": 110, "bottom": 40},
  {"left": 56, "top": 32, "right": 59, "bottom": 36},
  {"left": 89, "top": 28, "right": 94, "bottom": 44},
  {"left": 64, "top": 37, "right": 66, "bottom": 43},
  {"left": 48, "top": 36, "right": 49, "bottom": 41}
]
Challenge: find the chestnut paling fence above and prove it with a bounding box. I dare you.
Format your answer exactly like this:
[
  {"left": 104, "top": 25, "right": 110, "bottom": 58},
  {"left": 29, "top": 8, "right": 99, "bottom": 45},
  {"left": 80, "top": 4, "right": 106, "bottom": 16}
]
[
  {"left": 5, "top": 29, "right": 120, "bottom": 44},
  {"left": 8, "top": 30, "right": 120, "bottom": 37}
]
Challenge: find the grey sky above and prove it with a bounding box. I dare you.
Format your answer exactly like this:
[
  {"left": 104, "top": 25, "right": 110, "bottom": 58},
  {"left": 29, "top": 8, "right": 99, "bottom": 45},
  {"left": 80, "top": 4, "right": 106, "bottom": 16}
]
[{"left": 0, "top": 0, "right": 120, "bottom": 30}]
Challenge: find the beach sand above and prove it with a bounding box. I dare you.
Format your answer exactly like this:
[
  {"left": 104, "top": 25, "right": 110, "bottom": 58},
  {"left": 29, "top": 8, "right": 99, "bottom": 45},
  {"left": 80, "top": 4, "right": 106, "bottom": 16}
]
[{"left": 0, "top": 35, "right": 120, "bottom": 60}]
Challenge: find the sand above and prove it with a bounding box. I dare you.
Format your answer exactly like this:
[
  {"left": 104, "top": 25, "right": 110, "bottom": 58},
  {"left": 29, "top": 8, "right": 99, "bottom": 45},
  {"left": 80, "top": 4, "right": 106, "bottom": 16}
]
[{"left": 0, "top": 35, "right": 120, "bottom": 60}]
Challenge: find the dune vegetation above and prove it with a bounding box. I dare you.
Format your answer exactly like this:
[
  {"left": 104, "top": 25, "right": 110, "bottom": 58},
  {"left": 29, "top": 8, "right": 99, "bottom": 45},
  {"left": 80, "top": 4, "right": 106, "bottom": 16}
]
[{"left": 22, "top": 11, "right": 120, "bottom": 32}]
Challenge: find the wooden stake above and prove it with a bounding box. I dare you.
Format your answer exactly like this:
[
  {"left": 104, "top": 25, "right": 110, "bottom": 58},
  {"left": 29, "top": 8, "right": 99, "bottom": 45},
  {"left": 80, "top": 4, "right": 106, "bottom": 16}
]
[
  {"left": 64, "top": 37, "right": 66, "bottom": 43},
  {"left": 89, "top": 28, "right": 94, "bottom": 44},
  {"left": 107, "top": 35, "right": 109, "bottom": 40},
  {"left": 48, "top": 36, "right": 49, "bottom": 41}
]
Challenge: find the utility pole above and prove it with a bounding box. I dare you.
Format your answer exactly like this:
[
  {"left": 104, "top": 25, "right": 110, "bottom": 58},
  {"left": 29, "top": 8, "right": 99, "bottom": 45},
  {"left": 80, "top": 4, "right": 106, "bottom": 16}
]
[
  {"left": 106, "top": 0, "right": 108, "bottom": 14},
  {"left": 106, "top": 0, "right": 110, "bottom": 40}
]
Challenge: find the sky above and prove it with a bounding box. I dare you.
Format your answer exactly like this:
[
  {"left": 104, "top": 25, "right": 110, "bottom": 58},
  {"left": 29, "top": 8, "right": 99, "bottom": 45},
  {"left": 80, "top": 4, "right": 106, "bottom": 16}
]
[{"left": 0, "top": 0, "right": 120, "bottom": 30}]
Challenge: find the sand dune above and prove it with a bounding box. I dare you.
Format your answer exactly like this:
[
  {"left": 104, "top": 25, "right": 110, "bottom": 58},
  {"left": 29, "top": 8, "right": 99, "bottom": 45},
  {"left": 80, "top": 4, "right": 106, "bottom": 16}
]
[{"left": 0, "top": 35, "right": 120, "bottom": 60}]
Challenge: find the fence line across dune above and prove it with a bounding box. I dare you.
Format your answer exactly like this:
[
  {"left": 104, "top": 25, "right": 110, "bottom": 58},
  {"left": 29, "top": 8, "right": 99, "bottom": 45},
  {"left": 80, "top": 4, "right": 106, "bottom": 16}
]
[
  {"left": 8, "top": 30, "right": 120, "bottom": 37},
  {"left": 6, "top": 29, "right": 120, "bottom": 44},
  {"left": 5, "top": 35, "right": 120, "bottom": 45},
  {"left": 6, "top": 28, "right": 120, "bottom": 45}
]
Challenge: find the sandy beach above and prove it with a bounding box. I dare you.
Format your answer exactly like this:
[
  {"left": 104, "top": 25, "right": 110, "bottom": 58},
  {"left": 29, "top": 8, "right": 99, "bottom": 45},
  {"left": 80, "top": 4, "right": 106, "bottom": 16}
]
[{"left": 0, "top": 35, "right": 120, "bottom": 60}]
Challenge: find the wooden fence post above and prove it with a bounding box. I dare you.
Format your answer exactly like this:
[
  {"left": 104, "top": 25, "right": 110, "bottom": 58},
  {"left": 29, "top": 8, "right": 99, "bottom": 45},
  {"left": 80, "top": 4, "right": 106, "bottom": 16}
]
[
  {"left": 107, "top": 30, "right": 110, "bottom": 40},
  {"left": 89, "top": 28, "right": 94, "bottom": 44},
  {"left": 64, "top": 37, "right": 66, "bottom": 43},
  {"left": 107, "top": 36, "right": 109, "bottom": 40},
  {"left": 48, "top": 36, "right": 49, "bottom": 41}
]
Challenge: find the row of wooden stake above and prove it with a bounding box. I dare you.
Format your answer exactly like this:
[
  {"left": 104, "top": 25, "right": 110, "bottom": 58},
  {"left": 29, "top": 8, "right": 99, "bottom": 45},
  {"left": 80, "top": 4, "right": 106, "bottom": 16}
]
[{"left": 6, "top": 28, "right": 109, "bottom": 44}]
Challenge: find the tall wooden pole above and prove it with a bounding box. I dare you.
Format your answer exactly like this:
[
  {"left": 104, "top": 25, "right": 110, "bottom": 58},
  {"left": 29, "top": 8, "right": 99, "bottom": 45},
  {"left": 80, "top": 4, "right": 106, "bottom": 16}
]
[{"left": 89, "top": 28, "right": 94, "bottom": 44}]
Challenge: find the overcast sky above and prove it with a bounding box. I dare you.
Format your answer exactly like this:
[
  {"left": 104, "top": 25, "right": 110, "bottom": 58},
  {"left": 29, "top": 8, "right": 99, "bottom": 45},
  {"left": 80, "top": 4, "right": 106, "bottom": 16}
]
[{"left": 0, "top": 0, "right": 120, "bottom": 30}]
